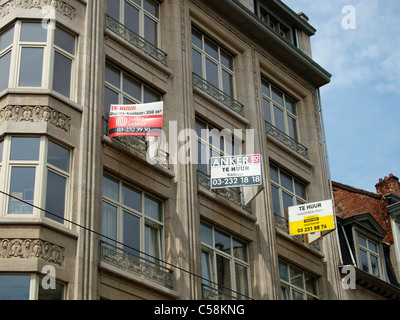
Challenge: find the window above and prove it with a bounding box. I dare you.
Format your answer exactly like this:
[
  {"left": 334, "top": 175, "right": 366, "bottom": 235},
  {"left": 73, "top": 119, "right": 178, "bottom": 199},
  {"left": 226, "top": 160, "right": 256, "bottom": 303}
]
[
  {"left": 357, "top": 234, "right": 381, "bottom": 278},
  {"left": 270, "top": 163, "right": 307, "bottom": 218},
  {"left": 107, "top": 0, "right": 160, "bottom": 46},
  {"left": 192, "top": 28, "right": 235, "bottom": 96},
  {"left": 102, "top": 173, "right": 163, "bottom": 261},
  {"left": 0, "top": 274, "right": 64, "bottom": 300},
  {"left": 0, "top": 136, "right": 71, "bottom": 223},
  {"left": 0, "top": 21, "right": 76, "bottom": 98},
  {"left": 258, "top": 6, "right": 294, "bottom": 44},
  {"left": 279, "top": 260, "right": 319, "bottom": 300},
  {"left": 104, "top": 62, "right": 161, "bottom": 119},
  {"left": 262, "top": 79, "right": 298, "bottom": 140},
  {"left": 200, "top": 222, "right": 250, "bottom": 299},
  {"left": 196, "top": 118, "right": 239, "bottom": 175}
]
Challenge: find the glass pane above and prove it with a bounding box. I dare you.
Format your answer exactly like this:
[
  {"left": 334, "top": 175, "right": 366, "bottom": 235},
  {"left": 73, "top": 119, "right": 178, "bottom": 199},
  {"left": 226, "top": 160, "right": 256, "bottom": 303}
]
[
  {"left": 102, "top": 175, "right": 119, "bottom": 201},
  {"left": 195, "top": 119, "right": 206, "bottom": 138},
  {"left": 282, "top": 191, "right": 293, "bottom": 213},
  {"left": 271, "top": 86, "right": 284, "bottom": 106},
  {"left": 216, "top": 254, "right": 231, "bottom": 292},
  {"left": 271, "top": 184, "right": 281, "bottom": 216},
  {"left": 280, "top": 283, "right": 289, "bottom": 300},
  {"left": 47, "top": 141, "right": 70, "bottom": 172},
  {"left": 0, "top": 50, "right": 11, "bottom": 92},
  {"left": 269, "top": 165, "right": 278, "bottom": 183},
  {"left": 107, "top": 0, "right": 120, "bottom": 21},
  {"left": 235, "top": 263, "right": 249, "bottom": 298},
  {"left": 104, "top": 86, "right": 119, "bottom": 118},
  {"left": 144, "top": 0, "right": 159, "bottom": 17},
  {"left": 261, "top": 80, "right": 270, "bottom": 97},
  {"left": 292, "top": 290, "right": 304, "bottom": 300},
  {"left": 197, "top": 141, "right": 207, "bottom": 174},
  {"left": 54, "top": 28, "right": 75, "bottom": 55},
  {"left": 19, "top": 47, "right": 44, "bottom": 87},
  {"left": 201, "top": 250, "right": 213, "bottom": 286},
  {"left": 38, "top": 278, "right": 64, "bottom": 300},
  {"left": 123, "top": 96, "right": 135, "bottom": 104},
  {"left": 370, "top": 255, "right": 380, "bottom": 277},
  {"left": 205, "top": 58, "right": 218, "bottom": 88},
  {"left": 8, "top": 167, "right": 36, "bottom": 214},
  {"left": 123, "top": 74, "right": 141, "bottom": 100},
  {"left": 279, "top": 262, "right": 288, "bottom": 281},
  {"left": 358, "top": 235, "right": 367, "bottom": 248},
  {"left": 368, "top": 240, "right": 378, "bottom": 253},
  {"left": 287, "top": 116, "right": 297, "bottom": 140},
  {"left": 0, "top": 140, "right": 3, "bottom": 162},
  {"left": 192, "top": 48, "right": 202, "bottom": 76},
  {"left": 143, "top": 86, "right": 159, "bottom": 103},
  {"left": 305, "top": 274, "right": 317, "bottom": 295},
  {"left": 204, "top": 37, "right": 218, "bottom": 60},
  {"left": 232, "top": 238, "right": 247, "bottom": 262},
  {"left": 20, "top": 22, "right": 47, "bottom": 42},
  {"left": 124, "top": 2, "right": 139, "bottom": 34},
  {"left": 145, "top": 195, "right": 161, "bottom": 221},
  {"left": 145, "top": 224, "right": 160, "bottom": 261},
  {"left": 0, "top": 275, "right": 31, "bottom": 300},
  {"left": 294, "top": 179, "right": 306, "bottom": 199},
  {"left": 273, "top": 104, "right": 285, "bottom": 132},
  {"left": 123, "top": 211, "right": 140, "bottom": 253},
  {"left": 105, "top": 63, "right": 120, "bottom": 88},
  {"left": 192, "top": 29, "right": 203, "bottom": 49},
  {"left": 214, "top": 229, "right": 230, "bottom": 253},
  {"left": 200, "top": 223, "right": 212, "bottom": 246},
  {"left": 10, "top": 137, "right": 40, "bottom": 160},
  {"left": 222, "top": 69, "right": 233, "bottom": 96},
  {"left": 102, "top": 201, "right": 118, "bottom": 244},
  {"left": 53, "top": 52, "right": 72, "bottom": 97},
  {"left": 144, "top": 15, "right": 157, "bottom": 45},
  {"left": 285, "top": 97, "right": 296, "bottom": 115},
  {"left": 0, "top": 25, "right": 14, "bottom": 51},
  {"left": 220, "top": 49, "right": 233, "bottom": 70},
  {"left": 280, "top": 171, "right": 293, "bottom": 192},
  {"left": 122, "top": 183, "right": 142, "bottom": 212},
  {"left": 45, "top": 171, "right": 66, "bottom": 223},
  {"left": 263, "top": 99, "right": 272, "bottom": 123},
  {"left": 290, "top": 266, "right": 304, "bottom": 289},
  {"left": 359, "top": 249, "right": 369, "bottom": 272}
]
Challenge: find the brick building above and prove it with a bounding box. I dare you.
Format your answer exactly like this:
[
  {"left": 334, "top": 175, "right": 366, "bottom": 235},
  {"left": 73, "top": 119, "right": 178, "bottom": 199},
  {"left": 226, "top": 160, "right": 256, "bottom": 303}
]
[{"left": 333, "top": 174, "right": 400, "bottom": 299}]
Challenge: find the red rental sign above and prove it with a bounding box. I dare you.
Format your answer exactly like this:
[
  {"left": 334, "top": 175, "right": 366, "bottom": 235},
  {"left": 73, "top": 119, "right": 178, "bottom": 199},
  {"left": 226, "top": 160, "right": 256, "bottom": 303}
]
[{"left": 108, "top": 102, "right": 164, "bottom": 138}]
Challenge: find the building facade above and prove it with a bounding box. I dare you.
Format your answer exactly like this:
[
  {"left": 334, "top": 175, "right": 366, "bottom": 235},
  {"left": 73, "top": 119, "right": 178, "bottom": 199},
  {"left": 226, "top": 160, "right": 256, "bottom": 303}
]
[
  {"left": 333, "top": 175, "right": 400, "bottom": 299},
  {"left": 0, "top": 0, "right": 346, "bottom": 300}
]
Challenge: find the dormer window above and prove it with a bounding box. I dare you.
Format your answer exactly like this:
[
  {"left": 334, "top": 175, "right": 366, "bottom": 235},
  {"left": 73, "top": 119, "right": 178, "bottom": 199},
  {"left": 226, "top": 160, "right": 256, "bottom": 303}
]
[{"left": 357, "top": 234, "right": 381, "bottom": 278}]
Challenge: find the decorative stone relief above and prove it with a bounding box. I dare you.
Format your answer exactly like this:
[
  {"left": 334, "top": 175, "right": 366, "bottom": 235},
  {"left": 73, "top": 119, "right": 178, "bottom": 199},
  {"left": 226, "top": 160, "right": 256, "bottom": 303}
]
[
  {"left": 0, "top": 0, "right": 76, "bottom": 21},
  {"left": 0, "top": 105, "right": 71, "bottom": 133},
  {"left": 0, "top": 238, "right": 65, "bottom": 266}
]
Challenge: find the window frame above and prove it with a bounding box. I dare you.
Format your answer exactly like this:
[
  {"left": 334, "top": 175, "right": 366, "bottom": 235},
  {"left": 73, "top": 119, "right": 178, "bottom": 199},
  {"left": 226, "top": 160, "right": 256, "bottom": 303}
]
[
  {"left": 191, "top": 27, "right": 236, "bottom": 97},
  {"left": 101, "top": 172, "right": 164, "bottom": 262},
  {"left": 279, "top": 260, "right": 319, "bottom": 300},
  {"left": 0, "top": 20, "right": 77, "bottom": 99},
  {"left": 200, "top": 221, "right": 251, "bottom": 299},
  {"left": 269, "top": 163, "right": 307, "bottom": 218},
  {"left": 262, "top": 78, "right": 299, "bottom": 141},
  {"left": 0, "top": 136, "right": 71, "bottom": 224},
  {"left": 355, "top": 233, "right": 383, "bottom": 278},
  {"left": 106, "top": 0, "right": 161, "bottom": 46}
]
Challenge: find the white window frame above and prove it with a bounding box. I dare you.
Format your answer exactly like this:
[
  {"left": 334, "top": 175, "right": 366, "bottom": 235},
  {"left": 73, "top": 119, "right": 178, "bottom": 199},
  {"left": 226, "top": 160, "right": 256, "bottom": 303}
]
[
  {"left": 1, "top": 20, "right": 76, "bottom": 99},
  {"left": 200, "top": 221, "right": 251, "bottom": 299},
  {"left": 0, "top": 136, "right": 71, "bottom": 224},
  {"left": 101, "top": 173, "right": 164, "bottom": 261},
  {"left": 355, "top": 232, "right": 384, "bottom": 279}
]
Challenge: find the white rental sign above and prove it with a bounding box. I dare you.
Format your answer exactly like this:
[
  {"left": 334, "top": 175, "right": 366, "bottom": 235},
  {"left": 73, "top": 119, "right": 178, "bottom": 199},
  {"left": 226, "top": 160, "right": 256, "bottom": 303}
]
[{"left": 210, "top": 154, "right": 263, "bottom": 189}]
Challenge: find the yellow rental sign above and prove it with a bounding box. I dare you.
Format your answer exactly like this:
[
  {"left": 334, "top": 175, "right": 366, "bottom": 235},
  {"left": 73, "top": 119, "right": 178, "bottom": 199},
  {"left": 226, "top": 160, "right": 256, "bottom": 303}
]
[{"left": 288, "top": 199, "right": 335, "bottom": 236}]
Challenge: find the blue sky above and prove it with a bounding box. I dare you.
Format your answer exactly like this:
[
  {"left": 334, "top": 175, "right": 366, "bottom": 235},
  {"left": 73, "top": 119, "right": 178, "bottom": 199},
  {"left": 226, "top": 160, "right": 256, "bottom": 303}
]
[{"left": 282, "top": 0, "right": 400, "bottom": 192}]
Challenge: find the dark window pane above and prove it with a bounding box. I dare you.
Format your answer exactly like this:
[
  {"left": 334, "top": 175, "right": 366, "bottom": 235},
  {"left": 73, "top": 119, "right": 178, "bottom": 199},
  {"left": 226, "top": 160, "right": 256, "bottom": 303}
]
[
  {"left": 125, "top": 2, "right": 139, "bottom": 34},
  {"left": 122, "top": 183, "right": 142, "bottom": 212},
  {"left": 10, "top": 137, "right": 40, "bottom": 160},
  {"left": 123, "top": 211, "right": 140, "bottom": 253},
  {"left": 0, "top": 25, "right": 14, "bottom": 51},
  {"left": 20, "top": 22, "right": 46, "bottom": 42},
  {"left": 54, "top": 28, "right": 75, "bottom": 55},
  {"left": 19, "top": 47, "right": 44, "bottom": 87},
  {"left": 47, "top": 141, "right": 70, "bottom": 172},
  {"left": 215, "top": 229, "right": 230, "bottom": 254},
  {"left": 105, "top": 63, "right": 120, "bottom": 88},
  {"left": 144, "top": 195, "right": 161, "bottom": 221},
  {"left": 53, "top": 52, "right": 72, "bottom": 97},
  {"left": 107, "top": 0, "right": 120, "bottom": 20},
  {"left": 144, "top": 15, "right": 157, "bottom": 45},
  {"left": 104, "top": 86, "right": 119, "bottom": 118},
  {"left": 38, "top": 278, "right": 64, "bottom": 300},
  {"left": 0, "top": 275, "right": 30, "bottom": 300},
  {"left": 0, "top": 50, "right": 11, "bottom": 92},
  {"left": 192, "top": 48, "right": 202, "bottom": 76},
  {"left": 144, "top": 0, "right": 159, "bottom": 17},
  {"left": 8, "top": 167, "right": 36, "bottom": 214},
  {"left": 45, "top": 171, "right": 66, "bottom": 223}
]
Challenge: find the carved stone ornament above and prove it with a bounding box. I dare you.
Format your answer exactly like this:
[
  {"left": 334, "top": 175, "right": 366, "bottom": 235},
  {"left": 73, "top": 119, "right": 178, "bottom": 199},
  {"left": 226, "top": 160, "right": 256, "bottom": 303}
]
[
  {"left": 0, "top": 0, "right": 76, "bottom": 21},
  {"left": 0, "top": 105, "right": 71, "bottom": 133},
  {"left": 0, "top": 238, "right": 65, "bottom": 266}
]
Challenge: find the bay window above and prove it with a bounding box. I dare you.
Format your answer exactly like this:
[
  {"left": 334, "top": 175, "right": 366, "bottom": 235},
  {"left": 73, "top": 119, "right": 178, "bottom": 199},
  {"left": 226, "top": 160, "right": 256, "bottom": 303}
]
[
  {"left": 0, "top": 136, "right": 71, "bottom": 224},
  {"left": 0, "top": 21, "right": 76, "bottom": 99}
]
